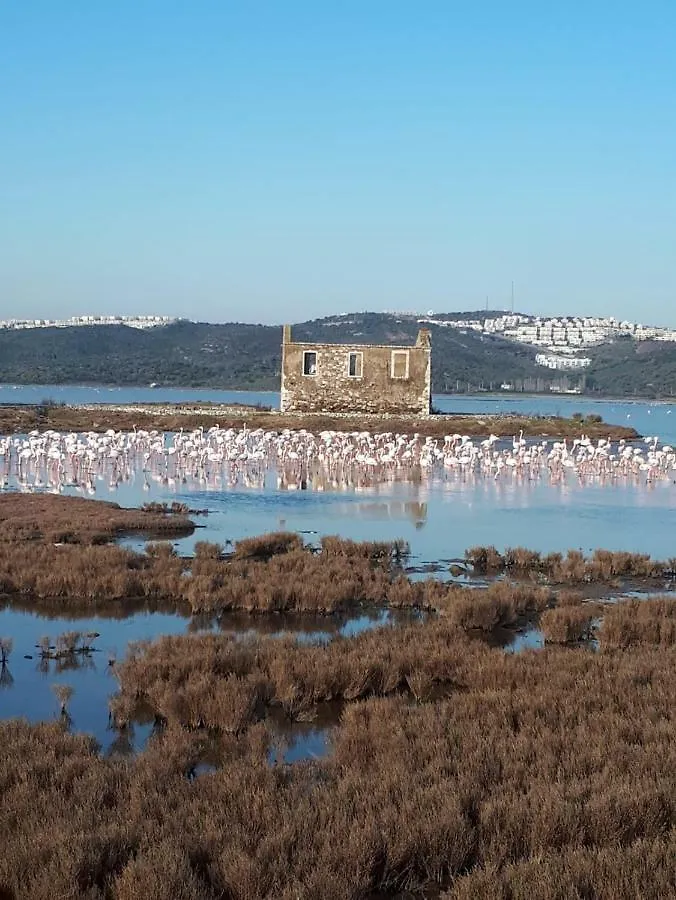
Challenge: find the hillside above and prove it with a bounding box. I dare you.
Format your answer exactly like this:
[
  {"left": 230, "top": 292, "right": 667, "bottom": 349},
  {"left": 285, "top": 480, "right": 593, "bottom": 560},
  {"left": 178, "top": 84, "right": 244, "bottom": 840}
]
[
  {"left": 0, "top": 313, "right": 674, "bottom": 396},
  {"left": 586, "top": 337, "right": 676, "bottom": 398}
]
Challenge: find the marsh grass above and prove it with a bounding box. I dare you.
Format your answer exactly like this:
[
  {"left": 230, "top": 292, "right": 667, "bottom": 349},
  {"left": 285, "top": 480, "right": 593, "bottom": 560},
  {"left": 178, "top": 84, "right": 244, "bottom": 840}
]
[
  {"left": 0, "top": 498, "right": 673, "bottom": 895},
  {"left": 0, "top": 636, "right": 673, "bottom": 899},
  {"left": 467, "top": 544, "right": 671, "bottom": 583},
  {"left": 540, "top": 606, "right": 596, "bottom": 644},
  {"left": 0, "top": 493, "right": 194, "bottom": 544},
  {"left": 600, "top": 597, "right": 676, "bottom": 649}
]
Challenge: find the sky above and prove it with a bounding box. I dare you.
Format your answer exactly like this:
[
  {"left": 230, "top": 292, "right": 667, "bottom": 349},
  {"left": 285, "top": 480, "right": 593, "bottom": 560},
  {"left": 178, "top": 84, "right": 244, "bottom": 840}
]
[{"left": 1, "top": 1, "right": 675, "bottom": 326}]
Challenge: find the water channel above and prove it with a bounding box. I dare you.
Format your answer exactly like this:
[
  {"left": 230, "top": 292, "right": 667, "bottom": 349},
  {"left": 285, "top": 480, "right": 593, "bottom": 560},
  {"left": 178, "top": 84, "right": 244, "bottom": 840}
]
[{"left": 1, "top": 388, "right": 674, "bottom": 757}]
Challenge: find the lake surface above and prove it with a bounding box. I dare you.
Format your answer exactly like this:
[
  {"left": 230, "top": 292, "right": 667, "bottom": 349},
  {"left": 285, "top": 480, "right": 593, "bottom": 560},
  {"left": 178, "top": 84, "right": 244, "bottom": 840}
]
[
  {"left": 2, "top": 384, "right": 675, "bottom": 445},
  {"left": 1, "top": 386, "right": 675, "bottom": 752},
  {"left": 0, "top": 603, "right": 416, "bottom": 755}
]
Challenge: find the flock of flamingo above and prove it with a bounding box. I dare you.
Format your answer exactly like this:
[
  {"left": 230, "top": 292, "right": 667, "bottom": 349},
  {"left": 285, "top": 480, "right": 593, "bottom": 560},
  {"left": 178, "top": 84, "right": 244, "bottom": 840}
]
[{"left": 0, "top": 425, "right": 675, "bottom": 495}]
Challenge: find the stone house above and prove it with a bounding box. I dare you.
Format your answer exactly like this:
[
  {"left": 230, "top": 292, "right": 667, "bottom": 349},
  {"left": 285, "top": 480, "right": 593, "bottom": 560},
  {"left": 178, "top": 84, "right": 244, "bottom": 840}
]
[{"left": 280, "top": 325, "right": 431, "bottom": 415}]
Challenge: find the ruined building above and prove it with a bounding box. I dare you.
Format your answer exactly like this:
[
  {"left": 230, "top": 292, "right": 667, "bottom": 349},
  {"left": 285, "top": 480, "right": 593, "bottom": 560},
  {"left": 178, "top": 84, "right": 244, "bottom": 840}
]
[{"left": 280, "top": 325, "right": 431, "bottom": 416}]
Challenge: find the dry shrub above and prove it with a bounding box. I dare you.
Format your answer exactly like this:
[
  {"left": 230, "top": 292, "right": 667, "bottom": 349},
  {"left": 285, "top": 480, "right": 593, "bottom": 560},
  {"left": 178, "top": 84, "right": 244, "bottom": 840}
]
[
  {"left": 600, "top": 598, "right": 676, "bottom": 650},
  {"left": 234, "top": 532, "right": 304, "bottom": 560},
  {"left": 466, "top": 545, "right": 671, "bottom": 584},
  {"left": 321, "top": 535, "right": 409, "bottom": 563},
  {"left": 142, "top": 501, "right": 191, "bottom": 515},
  {"left": 0, "top": 634, "right": 674, "bottom": 898},
  {"left": 0, "top": 636, "right": 12, "bottom": 663},
  {"left": 0, "top": 522, "right": 563, "bottom": 628},
  {"left": 465, "top": 545, "right": 504, "bottom": 573},
  {"left": 541, "top": 607, "right": 595, "bottom": 644},
  {"left": 193, "top": 541, "right": 223, "bottom": 559},
  {"left": 436, "top": 582, "right": 551, "bottom": 631},
  {"left": 445, "top": 838, "right": 676, "bottom": 900},
  {"left": 0, "top": 493, "right": 193, "bottom": 544},
  {"left": 504, "top": 547, "right": 543, "bottom": 571},
  {"left": 114, "top": 622, "right": 481, "bottom": 727},
  {"left": 556, "top": 589, "right": 584, "bottom": 607}
]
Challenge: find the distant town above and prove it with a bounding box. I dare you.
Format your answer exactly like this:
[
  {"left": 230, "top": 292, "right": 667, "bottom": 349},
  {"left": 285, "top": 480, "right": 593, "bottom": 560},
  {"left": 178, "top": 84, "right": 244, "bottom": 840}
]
[
  {"left": 0, "top": 315, "right": 176, "bottom": 331},
  {"left": 402, "top": 312, "right": 676, "bottom": 371},
  {"left": 2, "top": 310, "right": 676, "bottom": 376}
]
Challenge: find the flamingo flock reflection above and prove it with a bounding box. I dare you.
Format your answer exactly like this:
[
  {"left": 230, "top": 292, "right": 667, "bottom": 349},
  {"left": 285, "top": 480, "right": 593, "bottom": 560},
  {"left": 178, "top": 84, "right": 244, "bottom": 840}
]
[{"left": 0, "top": 427, "right": 675, "bottom": 495}]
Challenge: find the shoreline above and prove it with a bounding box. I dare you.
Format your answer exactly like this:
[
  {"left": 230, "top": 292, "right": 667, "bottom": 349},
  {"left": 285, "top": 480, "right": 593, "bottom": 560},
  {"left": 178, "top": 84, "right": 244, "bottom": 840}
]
[
  {"left": 1, "top": 385, "right": 676, "bottom": 403},
  {"left": 0, "top": 402, "right": 640, "bottom": 440}
]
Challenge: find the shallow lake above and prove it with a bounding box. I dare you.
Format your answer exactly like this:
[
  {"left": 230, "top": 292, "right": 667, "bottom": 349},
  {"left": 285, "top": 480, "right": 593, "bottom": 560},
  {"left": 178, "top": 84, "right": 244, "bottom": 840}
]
[
  {"left": 1, "top": 388, "right": 675, "bottom": 753},
  {"left": 0, "top": 604, "right": 418, "bottom": 755},
  {"left": 2, "top": 384, "right": 675, "bottom": 445}
]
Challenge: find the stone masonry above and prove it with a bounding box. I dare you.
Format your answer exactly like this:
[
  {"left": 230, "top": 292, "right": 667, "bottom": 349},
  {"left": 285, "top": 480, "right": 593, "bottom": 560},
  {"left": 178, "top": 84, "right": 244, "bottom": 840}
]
[{"left": 280, "top": 325, "right": 431, "bottom": 416}]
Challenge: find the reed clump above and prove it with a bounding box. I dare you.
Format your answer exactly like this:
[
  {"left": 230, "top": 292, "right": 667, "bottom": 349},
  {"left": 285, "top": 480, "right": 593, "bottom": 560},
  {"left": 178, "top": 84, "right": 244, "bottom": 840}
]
[
  {"left": 113, "top": 622, "right": 481, "bottom": 728},
  {"left": 0, "top": 635, "right": 673, "bottom": 899},
  {"left": 233, "top": 531, "right": 304, "bottom": 560},
  {"left": 142, "top": 501, "right": 195, "bottom": 515},
  {"left": 466, "top": 544, "right": 671, "bottom": 583},
  {"left": 0, "top": 520, "right": 596, "bottom": 631},
  {"left": 540, "top": 606, "right": 596, "bottom": 644},
  {"left": 320, "top": 535, "right": 410, "bottom": 563},
  {"left": 445, "top": 838, "right": 676, "bottom": 900},
  {"left": 0, "top": 636, "right": 12, "bottom": 664},
  {"left": 0, "top": 493, "right": 194, "bottom": 544},
  {"left": 599, "top": 598, "right": 676, "bottom": 649},
  {"left": 434, "top": 581, "right": 551, "bottom": 631}
]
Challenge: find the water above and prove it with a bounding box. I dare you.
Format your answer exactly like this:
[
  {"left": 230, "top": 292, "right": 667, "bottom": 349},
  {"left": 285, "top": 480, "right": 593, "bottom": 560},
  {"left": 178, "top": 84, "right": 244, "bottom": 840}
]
[
  {"left": 113, "top": 473, "right": 676, "bottom": 563},
  {"left": 0, "top": 384, "right": 278, "bottom": 409},
  {"left": 435, "top": 395, "right": 676, "bottom": 447},
  {"left": 0, "top": 603, "right": 413, "bottom": 752},
  {"left": 2, "top": 386, "right": 675, "bottom": 748},
  {"left": 267, "top": 705, "right": 339, "bottom": 764},
  {"left": 2, "top": 384, "right": 675, "bottom": 445}
]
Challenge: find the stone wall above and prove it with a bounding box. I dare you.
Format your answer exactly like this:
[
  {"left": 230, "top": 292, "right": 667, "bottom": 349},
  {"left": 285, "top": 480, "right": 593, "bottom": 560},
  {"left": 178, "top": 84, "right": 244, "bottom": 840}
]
[{"left": 280, "top": 327, "right": 431, "bottom": 416}]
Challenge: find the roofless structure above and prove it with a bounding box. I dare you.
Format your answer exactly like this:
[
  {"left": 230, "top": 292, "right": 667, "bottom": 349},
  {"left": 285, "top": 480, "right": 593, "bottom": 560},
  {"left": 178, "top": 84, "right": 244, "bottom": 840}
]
[{"left": 280, "top": 325, "right": 431, "bottom": 416}]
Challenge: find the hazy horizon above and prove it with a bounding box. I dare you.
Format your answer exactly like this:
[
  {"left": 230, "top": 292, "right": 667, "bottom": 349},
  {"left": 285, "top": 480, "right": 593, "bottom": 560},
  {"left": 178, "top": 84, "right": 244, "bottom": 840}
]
[
  {"left": 3, "top": 307, "right": 676, "bottom": 332},
  {"left": 2, "top": 2, "right": 675, "bottom": 327}
]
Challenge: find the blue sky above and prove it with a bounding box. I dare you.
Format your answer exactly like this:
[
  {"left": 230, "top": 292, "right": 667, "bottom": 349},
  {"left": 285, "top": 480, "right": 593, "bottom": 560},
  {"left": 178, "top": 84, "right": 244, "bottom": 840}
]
[{"left": 2, "top": 1, "right": 675, "bottom": 325}]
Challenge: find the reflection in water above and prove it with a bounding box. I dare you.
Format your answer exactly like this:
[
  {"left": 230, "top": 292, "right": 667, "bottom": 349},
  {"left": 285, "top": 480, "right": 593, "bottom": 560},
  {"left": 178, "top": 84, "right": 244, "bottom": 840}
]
[
  {"left": 0, "top": 604, "right": 418, "bottom": 749},
  {"left": 1, "top": 411, "right": 676, "bottom": 747},
  {"left": 2, "top": 427, "right": 675, "bottom": 500},
  {"left": 0, "top": 662, "right": 14, "bottom": 689},
  {"left": 266, "top": 703, "right": 340, "bottom": 765},
  {"left": 3, "top": 426, "right": 676, "bottom": 561}
]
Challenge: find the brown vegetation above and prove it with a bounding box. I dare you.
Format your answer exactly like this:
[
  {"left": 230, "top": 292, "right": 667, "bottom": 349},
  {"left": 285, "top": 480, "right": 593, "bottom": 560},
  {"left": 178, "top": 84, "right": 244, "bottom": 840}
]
[
  {"left": 51, "top": 683, "right": 74, "bottom": 715},
  {"left": 0, "top": 493, "right": 194, "bottom": 544},
  {"left": 0, "top": 504, "right": 556, "bottom": 625},
  {"left": 466, "top": 544, "right": 674, "bottom": 583},
  {"left": 540, "top": 606, "right": 596, "bottom": 644},
  {"left": 0, "top": 633, "right": 673, "bottom": 898},
  {"left": 112, "top": 621, "right": 483, "bottom": 727},
  {"left": 0, "top": 637, "right": 12, "bottom": 664},
  {"left": 600, "top": 597, "right": 676, "bottom": 649},
  {"left": 233, "top": 531, "right": 305, "bottom": 560},
  {"left": 1, "top": 498, "right": 673, "bottom": 894},
  {"left": 0, "top": 402, "right": 639, "bottom": 440}
]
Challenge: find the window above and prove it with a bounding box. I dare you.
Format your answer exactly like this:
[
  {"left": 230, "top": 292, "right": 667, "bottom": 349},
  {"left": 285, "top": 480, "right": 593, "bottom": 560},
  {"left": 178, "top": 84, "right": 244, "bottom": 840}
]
[
  {"left": 303, "top": 351, "right": 317, "bottom": 376},
  {"left": 347, "top": 351, "right": 363, "bottom": 378},
  {"left": 391, "top": 350, "right": 409, "bottom": 379}
]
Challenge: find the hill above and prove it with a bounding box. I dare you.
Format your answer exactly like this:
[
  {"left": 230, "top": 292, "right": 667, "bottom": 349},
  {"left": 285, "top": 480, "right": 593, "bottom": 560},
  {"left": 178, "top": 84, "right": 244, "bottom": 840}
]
[
  {"left": 586, "top": 337, "right": 676, "bottom": 398},
  {"left": 0, "top": 313, "right": 674, "bottom": 397}
]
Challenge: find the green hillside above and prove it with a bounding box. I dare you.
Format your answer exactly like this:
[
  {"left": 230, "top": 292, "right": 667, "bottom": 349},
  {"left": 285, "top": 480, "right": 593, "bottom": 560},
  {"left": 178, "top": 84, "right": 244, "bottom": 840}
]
[{"left": 0, "top": 313, "right": 674, "bottom": 397}]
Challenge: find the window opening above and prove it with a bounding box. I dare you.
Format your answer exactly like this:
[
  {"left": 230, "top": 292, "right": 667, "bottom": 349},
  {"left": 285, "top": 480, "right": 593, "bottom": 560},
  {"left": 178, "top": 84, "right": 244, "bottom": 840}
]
[
  {"left": 391, "top": 350, "right": 409, "bottom": 379},
  {"left": 303, "top": 351, "right": 317, "bottom": 376},
  {"left": 348, "top": 352, "right": 363, "bottom": 377}
]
